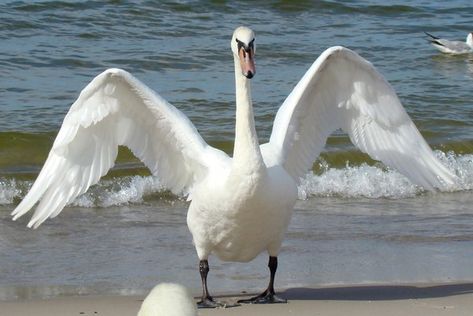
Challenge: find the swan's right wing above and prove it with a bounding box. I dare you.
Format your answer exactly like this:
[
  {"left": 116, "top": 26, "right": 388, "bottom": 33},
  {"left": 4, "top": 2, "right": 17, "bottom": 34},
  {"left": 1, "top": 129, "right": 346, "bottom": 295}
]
[
  {"left": 12, "top": 68, "right": 228, "bottom": 228},
  {"left": 262, "top": 46, "right": 456, "bottom": 190}
]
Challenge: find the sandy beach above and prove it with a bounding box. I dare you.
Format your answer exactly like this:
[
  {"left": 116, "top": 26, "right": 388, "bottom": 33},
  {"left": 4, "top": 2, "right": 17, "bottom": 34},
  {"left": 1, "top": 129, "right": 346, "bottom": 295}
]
[{"left": 2, "top": 283, "right": 473, "bottom": 316}]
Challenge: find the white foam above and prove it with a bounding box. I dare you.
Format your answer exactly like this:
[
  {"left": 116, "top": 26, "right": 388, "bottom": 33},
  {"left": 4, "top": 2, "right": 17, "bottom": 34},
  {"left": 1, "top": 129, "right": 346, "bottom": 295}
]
[
  {"left": 298, "top": 162, "right": 420, "bottom": 199},
  {"left": 1, "top": 151, "right": 473, "bottom": 207},
  {"left": 298, "top": 151, "right": 473, "bottom": 199},
  {"left": 0, "top": 178, "right": 21, "bottom": 204},
  {"left": 72, "top": 176, "right": 165, "bottom": 208},
  {"left": 439, "top": 151, "right": 473, "bottom": 190}
]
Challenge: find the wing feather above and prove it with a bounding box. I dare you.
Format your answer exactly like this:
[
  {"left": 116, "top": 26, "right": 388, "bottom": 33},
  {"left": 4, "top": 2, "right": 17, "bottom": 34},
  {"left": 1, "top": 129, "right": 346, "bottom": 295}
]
[
  {"left": 263, "top": 46, "right": 456, "bottom": 190},
  {"left": 12, "top": 68, "right": 226, "bottom": 228}
]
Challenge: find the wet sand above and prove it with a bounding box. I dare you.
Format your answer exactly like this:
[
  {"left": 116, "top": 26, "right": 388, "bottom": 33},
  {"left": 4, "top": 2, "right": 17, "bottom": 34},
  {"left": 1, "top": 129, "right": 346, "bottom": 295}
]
[{"left": 2, "top": 283, "right": 473, "bottom": 316}]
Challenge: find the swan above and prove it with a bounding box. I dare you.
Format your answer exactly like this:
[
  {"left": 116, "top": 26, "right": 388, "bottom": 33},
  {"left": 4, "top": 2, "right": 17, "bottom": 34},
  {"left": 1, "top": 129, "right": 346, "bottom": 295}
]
[
  {"left": 12, "top": 26, "right": 456, "bottom": 308},
  {"left": 425, "top": 31, "right": 473, "bottom": 54},
  {"left": 138, "top": 283, "right": 197, "bottom": 316}
]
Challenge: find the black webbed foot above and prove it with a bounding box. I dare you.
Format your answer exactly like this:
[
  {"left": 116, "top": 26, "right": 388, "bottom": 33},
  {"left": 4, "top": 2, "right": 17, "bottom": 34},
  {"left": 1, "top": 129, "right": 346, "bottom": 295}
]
[
  {"left": 197, "top": 260, "right": 239, "bottom": 308},
  {"left": 197, "top": 296, "right": 227, "bottom": 309},
  {"left": 238, "top": 256, "right": 287, "bottom": 304},
  {"left": 238, "top": 289, "right": 287, "bottom": 304}
]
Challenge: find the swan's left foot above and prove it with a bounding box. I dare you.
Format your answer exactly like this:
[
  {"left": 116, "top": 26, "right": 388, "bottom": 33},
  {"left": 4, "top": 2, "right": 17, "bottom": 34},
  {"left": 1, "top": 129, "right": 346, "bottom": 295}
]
[
  {"left": 238, "top": 289, "right": 287, "bottom": 304},
  {"left": 238, "top": 256, "right": 287, "bottom": 304}
]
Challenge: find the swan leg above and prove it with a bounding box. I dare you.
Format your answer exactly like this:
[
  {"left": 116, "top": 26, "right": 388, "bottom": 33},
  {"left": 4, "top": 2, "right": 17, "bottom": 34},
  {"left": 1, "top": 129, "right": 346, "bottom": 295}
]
[
  {"left": 196, "top": 260, "right": 226, "bottom": 308},
  {"left": 238, "top": 256, "right": 287, "bottom": 304}
]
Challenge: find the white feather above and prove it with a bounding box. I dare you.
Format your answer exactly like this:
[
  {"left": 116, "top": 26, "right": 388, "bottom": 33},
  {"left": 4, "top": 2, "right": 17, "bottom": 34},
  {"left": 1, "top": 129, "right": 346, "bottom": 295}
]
[
  {"left": 264, "top": 46, "right": 457, "bottom": 190},
  {"left": 12, "top": 68, "right": 228, "bottom": 228},
  {"left": 11, "top": 28, "right": 457, "bottom": 301}
]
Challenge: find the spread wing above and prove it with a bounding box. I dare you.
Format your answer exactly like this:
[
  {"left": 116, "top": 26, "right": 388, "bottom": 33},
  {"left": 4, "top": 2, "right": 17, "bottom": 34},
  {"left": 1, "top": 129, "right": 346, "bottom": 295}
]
[
  {"left": 12, "top": 68, "right": 228, "bottom": 228},
  {"left": 262, "top": 46, "right": 456, "bottom": 190}
]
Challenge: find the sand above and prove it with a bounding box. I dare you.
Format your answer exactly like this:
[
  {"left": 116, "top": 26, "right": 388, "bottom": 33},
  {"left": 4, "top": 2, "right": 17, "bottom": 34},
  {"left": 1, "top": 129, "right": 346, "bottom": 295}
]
[{"left": 2, "top": 283, "right": 473, "bottom": 316}]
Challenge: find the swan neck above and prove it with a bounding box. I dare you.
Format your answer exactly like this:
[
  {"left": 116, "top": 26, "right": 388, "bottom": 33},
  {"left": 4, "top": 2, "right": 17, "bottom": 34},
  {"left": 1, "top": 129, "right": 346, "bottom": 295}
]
[{"left": 232, "top": 57, "right": 264, "bottom": 172}]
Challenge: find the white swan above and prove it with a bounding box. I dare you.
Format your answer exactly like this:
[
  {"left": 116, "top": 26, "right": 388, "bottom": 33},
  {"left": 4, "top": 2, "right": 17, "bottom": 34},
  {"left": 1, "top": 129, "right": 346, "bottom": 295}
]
[
  {"left": 138, "top": 283, "right": 197, "bottom": 316},
  {"left": 425, "top": 32, "right": 473, "bottom": 54},
  {"left": 12, "top": 26, "right": 456, "bottom": 307}
]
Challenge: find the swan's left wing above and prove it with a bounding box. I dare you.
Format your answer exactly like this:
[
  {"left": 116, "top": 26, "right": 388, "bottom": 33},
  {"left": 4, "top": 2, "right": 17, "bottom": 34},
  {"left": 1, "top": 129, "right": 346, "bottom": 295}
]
[{"left": 262, "top": 46, "right": 456, "bottom": 190}]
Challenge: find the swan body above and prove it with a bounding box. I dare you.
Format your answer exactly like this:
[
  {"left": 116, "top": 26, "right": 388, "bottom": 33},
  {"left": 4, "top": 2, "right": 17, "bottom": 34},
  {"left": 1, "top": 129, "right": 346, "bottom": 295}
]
[
  {"left": 12, "top": 26, "right": 456, "bottom": 306},
  {"left": 188, "top": 162, "right": 296, "bottom": 262},
  {"left": 425, "top": 32, "right": 473, "bottom": 54},
  {"left": 138, "top": 283, "right": 197, "bottom": 316}
]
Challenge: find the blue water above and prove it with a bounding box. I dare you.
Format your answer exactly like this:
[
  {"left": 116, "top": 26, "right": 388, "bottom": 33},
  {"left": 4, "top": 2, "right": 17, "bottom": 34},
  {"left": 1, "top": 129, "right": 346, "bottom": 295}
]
[{"left": 1, "top": 0, "right": 473, "bottom": 300}]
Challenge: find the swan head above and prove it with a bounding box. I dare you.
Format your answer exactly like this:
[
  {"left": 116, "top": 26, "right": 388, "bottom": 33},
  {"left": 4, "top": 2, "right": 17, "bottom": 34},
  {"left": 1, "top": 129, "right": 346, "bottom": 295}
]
[
  {"left": 467, "top": 32, "right": 473, "bottom": 48},
  {"left": 231, "top": 26, "right": 256, "bottom": 79}
]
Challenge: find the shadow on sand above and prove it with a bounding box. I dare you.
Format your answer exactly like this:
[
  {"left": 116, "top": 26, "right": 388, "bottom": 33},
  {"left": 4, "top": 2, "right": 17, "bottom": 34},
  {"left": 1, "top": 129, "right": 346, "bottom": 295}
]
[{"left": 281, "top": 283, "right": 473, "bottom": 301}]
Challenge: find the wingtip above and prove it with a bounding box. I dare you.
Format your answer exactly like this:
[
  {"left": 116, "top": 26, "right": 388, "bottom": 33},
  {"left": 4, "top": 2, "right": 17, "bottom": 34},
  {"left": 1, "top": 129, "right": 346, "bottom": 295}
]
[
  {"left": 11, "top": 209, "right": 37, "bottom": 229},
  {"left": 440, "top": 173, "right": 459, "bottom": 191},
  {"left": 11, "top": 207, "right": 25, "bottom": 221},
  {"left": 433, "top": 164, "right": 459, "bottom": 192},
  {"left": 424, "top": 31, "right": 439, "bottom": 39},
  {"left": 27, "top": 218, "right": 41, "bottom": 229},
  {"left": 27, "top": 210, "right": 48, "bottom": 229}
]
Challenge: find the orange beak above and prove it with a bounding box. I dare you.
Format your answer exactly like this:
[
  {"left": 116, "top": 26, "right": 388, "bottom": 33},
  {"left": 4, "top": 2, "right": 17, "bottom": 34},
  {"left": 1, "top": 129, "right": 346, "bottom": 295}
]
[{"left": 238, "top": 47, "right": 256, "bottom": 79}]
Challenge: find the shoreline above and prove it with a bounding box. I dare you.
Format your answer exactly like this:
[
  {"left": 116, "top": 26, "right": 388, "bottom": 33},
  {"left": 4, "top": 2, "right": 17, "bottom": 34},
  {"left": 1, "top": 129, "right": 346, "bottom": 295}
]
[{"left": 2, "top": 282, "right": 473, "bottom": 316}]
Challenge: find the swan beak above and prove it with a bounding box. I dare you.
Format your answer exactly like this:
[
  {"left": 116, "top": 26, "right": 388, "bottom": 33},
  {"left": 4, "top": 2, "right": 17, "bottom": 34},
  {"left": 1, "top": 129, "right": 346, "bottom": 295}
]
[{"left": 238, "top": 47, "right": 256, "bottom": 79}]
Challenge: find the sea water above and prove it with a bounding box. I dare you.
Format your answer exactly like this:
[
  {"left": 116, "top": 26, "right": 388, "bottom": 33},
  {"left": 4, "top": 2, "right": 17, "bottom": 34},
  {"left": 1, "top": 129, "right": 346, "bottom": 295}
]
[{"left": 1, "top": 1, "right": 473, "bottom": 300}]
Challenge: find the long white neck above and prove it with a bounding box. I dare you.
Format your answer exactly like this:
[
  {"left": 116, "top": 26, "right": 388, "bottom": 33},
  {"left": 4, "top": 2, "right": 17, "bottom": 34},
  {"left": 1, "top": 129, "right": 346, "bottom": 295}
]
[{"left": 232, "top": 55, "right": 264, "bottom": 173}]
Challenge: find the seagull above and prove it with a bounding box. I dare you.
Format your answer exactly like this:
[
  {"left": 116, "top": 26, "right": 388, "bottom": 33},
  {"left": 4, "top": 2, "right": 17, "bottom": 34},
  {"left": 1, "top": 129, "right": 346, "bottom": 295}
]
[
  {"left": 425, "top": 31, "right": 473, "bottom": 54},
  {"left": 12, "top": 26, "right": 456, "bottom": 308}
]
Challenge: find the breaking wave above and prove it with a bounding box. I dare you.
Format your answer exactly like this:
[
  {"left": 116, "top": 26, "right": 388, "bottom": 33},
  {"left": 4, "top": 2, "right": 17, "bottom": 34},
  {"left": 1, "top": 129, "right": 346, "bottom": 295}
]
[{"left": 1, "top": 151, "right": 472, "bottom": 208}]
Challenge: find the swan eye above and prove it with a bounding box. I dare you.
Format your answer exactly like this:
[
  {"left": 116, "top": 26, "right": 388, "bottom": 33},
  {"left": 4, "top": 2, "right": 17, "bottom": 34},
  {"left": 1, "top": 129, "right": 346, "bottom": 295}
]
[
  {"left": 236, "top": 38, "right": 255, "bottom": 53},
  {"left": 236, "top": 39, "right": 245, "bottom": 51}
]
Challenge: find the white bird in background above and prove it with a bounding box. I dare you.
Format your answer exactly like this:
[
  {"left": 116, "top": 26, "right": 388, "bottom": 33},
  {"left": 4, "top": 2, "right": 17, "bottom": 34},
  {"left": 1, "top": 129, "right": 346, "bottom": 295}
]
[
  {"left": 12, "top": 26, "right": 456, "bottom": 308},
  {"left": 138, "top": 283, "right": 197, "bottom": 316},
  {"left": 425, "top": 31, "right": 473, "bottom": 54}
]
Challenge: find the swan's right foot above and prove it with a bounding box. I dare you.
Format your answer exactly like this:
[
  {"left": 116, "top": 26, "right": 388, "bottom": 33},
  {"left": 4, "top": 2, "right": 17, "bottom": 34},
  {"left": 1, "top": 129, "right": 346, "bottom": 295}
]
[{"left": 197, "top": 259, "right": 230, "bottom": 308}]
